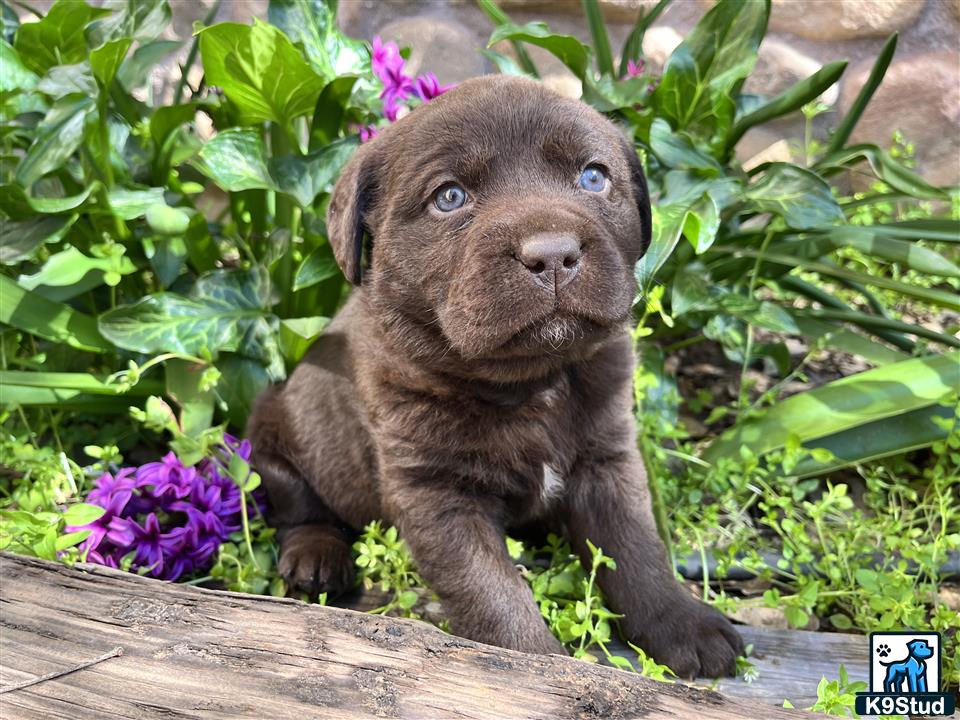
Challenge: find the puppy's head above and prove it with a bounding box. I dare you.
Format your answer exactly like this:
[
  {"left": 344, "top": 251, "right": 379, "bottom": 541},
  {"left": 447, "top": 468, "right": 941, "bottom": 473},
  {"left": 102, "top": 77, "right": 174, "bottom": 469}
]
[{"left": 328, "top": 75, "right": 650, "bottom": 375}]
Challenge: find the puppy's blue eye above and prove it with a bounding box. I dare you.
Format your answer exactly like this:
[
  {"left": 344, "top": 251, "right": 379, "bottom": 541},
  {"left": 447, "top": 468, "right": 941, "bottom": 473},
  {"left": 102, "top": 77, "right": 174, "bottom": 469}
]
[
  {"left": 579, "top": 165, "right": 607, "bottom": 192},
  {"left": 435, "top": 184, "right": 467, "bottom": 212}
]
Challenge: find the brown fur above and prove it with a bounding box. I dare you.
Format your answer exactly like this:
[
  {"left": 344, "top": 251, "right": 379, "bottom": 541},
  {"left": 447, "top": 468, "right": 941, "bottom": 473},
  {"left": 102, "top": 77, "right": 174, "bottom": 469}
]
[{"left": 247, "top": 75, "right": 743, "bottom": 677}]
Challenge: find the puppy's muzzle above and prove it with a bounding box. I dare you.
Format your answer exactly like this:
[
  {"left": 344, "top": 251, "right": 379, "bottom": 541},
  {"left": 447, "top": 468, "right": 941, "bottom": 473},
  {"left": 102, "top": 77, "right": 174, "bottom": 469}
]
[{"left": 516, "top": 232, "right": 582, "bottom": 292}]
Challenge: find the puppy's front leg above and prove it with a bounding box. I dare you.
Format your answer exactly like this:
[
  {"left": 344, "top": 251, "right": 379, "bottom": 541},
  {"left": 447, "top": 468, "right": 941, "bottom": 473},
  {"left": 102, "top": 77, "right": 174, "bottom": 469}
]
[
  {"left": 385, "top": 475, "right": 564, "bottom": 655},
  {"left": 563, "top": 449, "right": 744, "bottom": 677}
]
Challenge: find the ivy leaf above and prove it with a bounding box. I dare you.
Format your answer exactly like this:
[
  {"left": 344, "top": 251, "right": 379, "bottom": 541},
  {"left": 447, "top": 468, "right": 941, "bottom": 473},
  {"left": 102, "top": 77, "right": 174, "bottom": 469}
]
[
  {"left": 0, "top": 215, "right": 77, "bottom": 264},
  {"left": 86, "top": 0, "right": 171, "bottom": 47},
  {"left": 653, "top": 0, "right": 768, "bottom": 154},
  {"left": 267, "top": 0, "right": 367, "bottom": 80},
  {"left": 0, "top": 40, "right": 38, "bottom": 92},
  {"left": 99, "top": 266, "right": 284, "bottom": 380},
  {"left": 19, "top": 246, "right": 137, "bottom": 293},
  {"left": 117, "top": 39, "right": 181, "bottom": 90},
  {"left": 13, "top": 0, "right": 111, "bottom": 74},
  {"left": 105, "top": 187, "right": 166, "bottom": 220},
  {"left": 269, "top": 136, "right": 358, "bottom": 207},
  {"left": 744, "top": 163, "right": 843, "bottom": 230},
  {"left": 192, "top": 128, "right": 273, "bottom": 192},
  {"left": 36, "top": 62, "right": 97, "bottom": 98},
  {"left": 649, "top": 118, "right": 722, "bottom": 174},
  {"left": 198, "top": 19, "right": 326, "bottom": 126},
  {"left": 488, "top": 22, "right": 591, "bottom": 80},
  {"left": 89, "top": 37, "right": 133, "bottom": 89},
  {"left": 15, "top": 96, "right": 95, "bottom": 188},
  {"left": 293, "top": 243, "right": 340, "bottom": 291},
  {"left": 0, "top": 184, "right": 94, "bottom": 220},
  {"left": 62, "top": 503, "right": 106, "bottom": 527}
]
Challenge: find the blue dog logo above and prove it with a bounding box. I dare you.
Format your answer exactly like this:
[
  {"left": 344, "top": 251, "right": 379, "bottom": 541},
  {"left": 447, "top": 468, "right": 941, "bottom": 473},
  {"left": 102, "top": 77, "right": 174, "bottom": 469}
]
[{"left": 880, "top": 638, "right": 933, "bottom": 693}]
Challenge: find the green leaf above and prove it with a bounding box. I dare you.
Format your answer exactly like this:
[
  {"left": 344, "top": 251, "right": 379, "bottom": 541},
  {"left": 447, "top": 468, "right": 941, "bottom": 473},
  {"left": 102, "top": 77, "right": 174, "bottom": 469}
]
[
  {"left": 309, "top": 75, "right": 358, "bottom": 149},
  {"left": 15, "top": 96, "right": 95, "bottom": 188},
  {"left": 293, "top": 243, "right": 340, "bottom": 291},
  {"left": 818, "top": 144, "right": 947, "bottom": 200},
  {"left": 743, "top": 163, "right": 843, "bottom": 229},
  {"left": 216, "top": 354, "right": 271, "bottom": 429},
  {"left": 0, "top": 370, "right": 162, "bottom": 396},
  {"left": 0, "top": 274, "right": 109, "bottom": 352},
  {"left": 149, "top": 102, "right": 198, "bottom": 147},
  {"left": 817, "top": 227, "right": 960, "bottom": 278},
  {"left": 62, "top": 503, "right": 106, "bottom": 527},
  {"left": 267, "top": 0, "right": 366, "bottom": 80},
  {"left": 36, "top": 62, "right": 97, "bottom": 98},
  {"left": 89, "top": 37, "right": 132, "bottom": 88},
  {"left": 117, "top": 39, "right": 181, "bottom": 90},
  {"left": 826, "top": 33, "right": 896, "bottom": 155},
  {"left": 145, "top": 204, "right": 191, "bottom": 235},
  {"left": 193, "top": 128, "right": 273, "bottom": 192},
  {"left": 0, "top": 183, "right": 93, "bottom": 219},
  {"left": 635, "top": 202, "right": 689, "bottom": 290},
  {"left": 793, "top": 307, "right": 960, "bottom": 349},
  {"left": 279, "top": 316, "right": 330, "bottom": 364},
  {"left": 583, "top": 0, "right": 613, "bottom": 77},
  {"left": 56, "top": 530, "right": 92, "bottom": 551},
  {"left": 477, "top": 0, "right": 540, "bottom": 77},
  {"left": 13, "top": 0, "right": 111, "bottom": 74},
  {"left": 702, "top": 352, "right": 960, "bottom": 463},
  {"left": 479, "top": 49, "right": 531, "bottom": 78},
  {"left": 105, "top": 187, "right": 166, "bottom": 220},
  {"left": 792, "top": 404, "right": 955, "bottom": 478},
  {"left": 0, "top": 214, "right": 77, "bottom": 264},
  {"left": 792, "top": 316, "right": 908, "bottom": 366},
  {"left": 681, "top": 192, "right": 720, "bottom": 254},
  {"left": 0, "top": 40, "right": 38, "bottom": 92},
  {"left": 649, "top": 118, "right": 722, "bottom": 173},
  {"left": 197, "top": 19, "right": 326, "bottom": 126},
  {"left": 165, "top": 359, "right": 214, "bottom": 438},
  {"left": 488, "top": 22, "right": 590, "bottom": 80},
  {"left": 18, "top": 246, "right": 136, "bottom": 292},
  {"left": 270, "top": 136, "right": 358, "bottom": 207},
  {"left": 729, "top": 60, "right": 847, "bottom": 148},
  {"left": 653, "top": 0, "right": 768, "bottom": 153},
  {"left": 98, "top": 266, "right": 284, "bottom": 378},
  {"left": 619, "top": 0, "right": 670, "bottom": 77},
  {"left": 85, "top": 0, "right": 171, "bottom": 47}
]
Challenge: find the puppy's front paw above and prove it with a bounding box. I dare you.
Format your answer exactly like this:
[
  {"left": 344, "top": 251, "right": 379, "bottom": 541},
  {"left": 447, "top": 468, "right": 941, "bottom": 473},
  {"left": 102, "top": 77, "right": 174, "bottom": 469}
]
[
  {"left": 630, "top": 598, "right": 744, "bottom": 679},
  {"left": 278, "top": 525, "right": 355, "bottom": 599}
]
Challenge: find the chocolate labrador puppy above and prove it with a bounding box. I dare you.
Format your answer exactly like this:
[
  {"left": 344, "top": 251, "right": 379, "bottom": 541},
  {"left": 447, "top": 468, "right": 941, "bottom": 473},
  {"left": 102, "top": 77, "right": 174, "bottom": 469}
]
[{"left": 247, "top": 75, "right": 743, "bottom": 677}]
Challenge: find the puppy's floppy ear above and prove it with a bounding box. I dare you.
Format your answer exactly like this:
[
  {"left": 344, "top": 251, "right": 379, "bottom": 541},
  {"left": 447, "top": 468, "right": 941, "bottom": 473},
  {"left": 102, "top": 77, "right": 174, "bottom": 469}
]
[
  {"left": 327, "top": 142, "right": 378, "bottom": 285},
  {"left": 620, "top": 135, "right": 653, "bottom": 258}
]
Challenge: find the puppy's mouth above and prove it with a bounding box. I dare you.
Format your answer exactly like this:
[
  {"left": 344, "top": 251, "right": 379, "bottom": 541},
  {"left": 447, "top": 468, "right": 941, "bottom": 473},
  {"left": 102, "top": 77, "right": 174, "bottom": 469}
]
[{"left": 484, "top": 312, "right": 607, "bottom": 359}]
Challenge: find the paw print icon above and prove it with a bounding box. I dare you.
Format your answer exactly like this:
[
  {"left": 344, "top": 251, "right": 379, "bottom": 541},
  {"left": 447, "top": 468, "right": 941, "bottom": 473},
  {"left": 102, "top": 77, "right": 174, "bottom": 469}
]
[{"left": 876, "top": 643, "right": 891, "bottom": 658}]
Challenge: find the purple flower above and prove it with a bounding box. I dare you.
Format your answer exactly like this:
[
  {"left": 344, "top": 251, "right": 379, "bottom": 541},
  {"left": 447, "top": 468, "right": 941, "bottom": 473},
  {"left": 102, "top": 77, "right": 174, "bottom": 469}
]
[
  {"left": 370, "top": 36, "right": 415, "bottom": 122},
  {"left": 626, "top": 58, "right": 646, "bottom": 77},
  {"left": 356, "top": 124, "right": 379, "bottom": 143},
  {"left": 86, "top": 468, "right": 136, "bottom": 509},
  {"left": 414, "top": 72, "right": 453, "bottom": 102},
  {"left": 73, "top": 435, "right": 265, "bottom": 582}
]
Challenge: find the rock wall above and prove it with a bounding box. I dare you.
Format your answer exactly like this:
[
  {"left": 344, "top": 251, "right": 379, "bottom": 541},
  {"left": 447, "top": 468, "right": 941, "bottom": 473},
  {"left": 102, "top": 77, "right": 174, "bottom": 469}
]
[{"left": 17, "top": 0, "right": 959, "bottom": 185}]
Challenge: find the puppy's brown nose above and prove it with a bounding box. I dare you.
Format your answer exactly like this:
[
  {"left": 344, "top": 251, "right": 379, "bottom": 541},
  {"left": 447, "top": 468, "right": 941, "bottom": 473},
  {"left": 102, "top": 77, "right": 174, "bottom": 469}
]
[{"left": 518, "top": 233, "right": 582, "bottom": 291}]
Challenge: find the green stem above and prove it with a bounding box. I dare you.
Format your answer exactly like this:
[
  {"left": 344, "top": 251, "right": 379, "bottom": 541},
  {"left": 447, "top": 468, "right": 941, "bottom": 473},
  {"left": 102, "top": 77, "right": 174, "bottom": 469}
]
[
  {"left": 737, "top": 230, "right": 774, "bottom": 412},
  {"left": 175, "top": 0, "right": 222, "bottom": 104}
]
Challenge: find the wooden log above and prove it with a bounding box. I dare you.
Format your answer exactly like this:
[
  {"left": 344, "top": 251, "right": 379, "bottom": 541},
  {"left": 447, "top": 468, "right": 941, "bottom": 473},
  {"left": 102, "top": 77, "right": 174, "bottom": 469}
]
[{"left": 0, "top": 553, "right": 813, "bottom": 719}]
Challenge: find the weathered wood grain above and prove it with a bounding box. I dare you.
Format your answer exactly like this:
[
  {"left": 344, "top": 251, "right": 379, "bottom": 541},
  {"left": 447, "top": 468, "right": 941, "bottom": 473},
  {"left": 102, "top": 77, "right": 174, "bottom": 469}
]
[
  {"left": 342, "top": 587, "right": 872, "bottom": 708},
  {"left": 0, "top": 554, "right": 815, "bottom": 719}
]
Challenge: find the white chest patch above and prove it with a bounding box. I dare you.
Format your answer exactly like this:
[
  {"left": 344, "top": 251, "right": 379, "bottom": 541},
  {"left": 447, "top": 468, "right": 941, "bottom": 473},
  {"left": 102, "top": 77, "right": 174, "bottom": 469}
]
[{"left": 540, "top": 463, "right": 565, "bottom": 504}]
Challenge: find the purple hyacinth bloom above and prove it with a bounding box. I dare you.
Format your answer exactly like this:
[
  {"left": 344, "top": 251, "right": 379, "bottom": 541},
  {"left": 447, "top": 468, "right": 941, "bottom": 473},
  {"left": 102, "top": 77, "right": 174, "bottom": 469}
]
[
  {"left": 358, "top": 124, "right": 379, "bottom": 143},
  {"left": 136, "top": 452, "right": 195, "bottom": 504},
  {"left": 626, "top": 58, "right": 646, "bottom": 77},
  {"left": 86, "top": 467, "right": 136, "bottom": 509},
  {"left": 414, "top": 72, "right": 453, "bottom": 102},
  {"left": 68, "top": 488, "right": 130, "bottom": 558}
]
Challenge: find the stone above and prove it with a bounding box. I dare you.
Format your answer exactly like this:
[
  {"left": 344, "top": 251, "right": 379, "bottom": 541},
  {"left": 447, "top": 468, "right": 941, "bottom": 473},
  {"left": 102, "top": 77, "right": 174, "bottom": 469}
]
[
  {"left": 729, "top": 606, "right": 791, "bottom": 630},
  {"left": 541, "top": 73, "right": 583, "bottom": 99},
  {"left": 642, "top": 26, "right": 683, "bottom": 69},
  {"left": 839, "top": 50, "right": 960, "bottom": 186},
  {"left": 769, "top": 0, "right": 925, "bottom": 41},
  {"left": 952, "top": 0, "right": 960, "bottom": 18},
  {"left": 377, "top": 16, "right": 489, "bottom": 85},
  {"left": 746, "top": 39, "right": 840, "bottom": 106},
  {"left": 498, "top": 0, "right": 660, "bottom": 22}
]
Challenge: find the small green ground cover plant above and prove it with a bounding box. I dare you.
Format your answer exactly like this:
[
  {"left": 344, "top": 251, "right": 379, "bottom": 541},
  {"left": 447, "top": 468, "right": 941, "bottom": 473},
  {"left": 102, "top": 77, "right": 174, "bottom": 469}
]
[{"left": 1, "top": 0, "right": 957, "bottom": 713}]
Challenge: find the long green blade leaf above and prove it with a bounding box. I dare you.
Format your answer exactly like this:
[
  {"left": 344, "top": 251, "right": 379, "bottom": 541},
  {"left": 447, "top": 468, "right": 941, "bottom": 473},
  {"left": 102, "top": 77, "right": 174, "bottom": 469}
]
[
  {"left": 583, "top": 0, "right": 613, "bottom": 77},
  {"left": 702, "top": 351, "right": 960, "bottom": 462},
  {"left": 0, "top": 275, "right": 109, "bottom": 353},
  {"left": 825, "top": 33, "right": 897, "bottom": 155},
  {"left": 477, "top": 0, "right": 539, "bottom": 78},
  {"left": 619, "top": 0, "right": 671, "bottom": 77}
]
